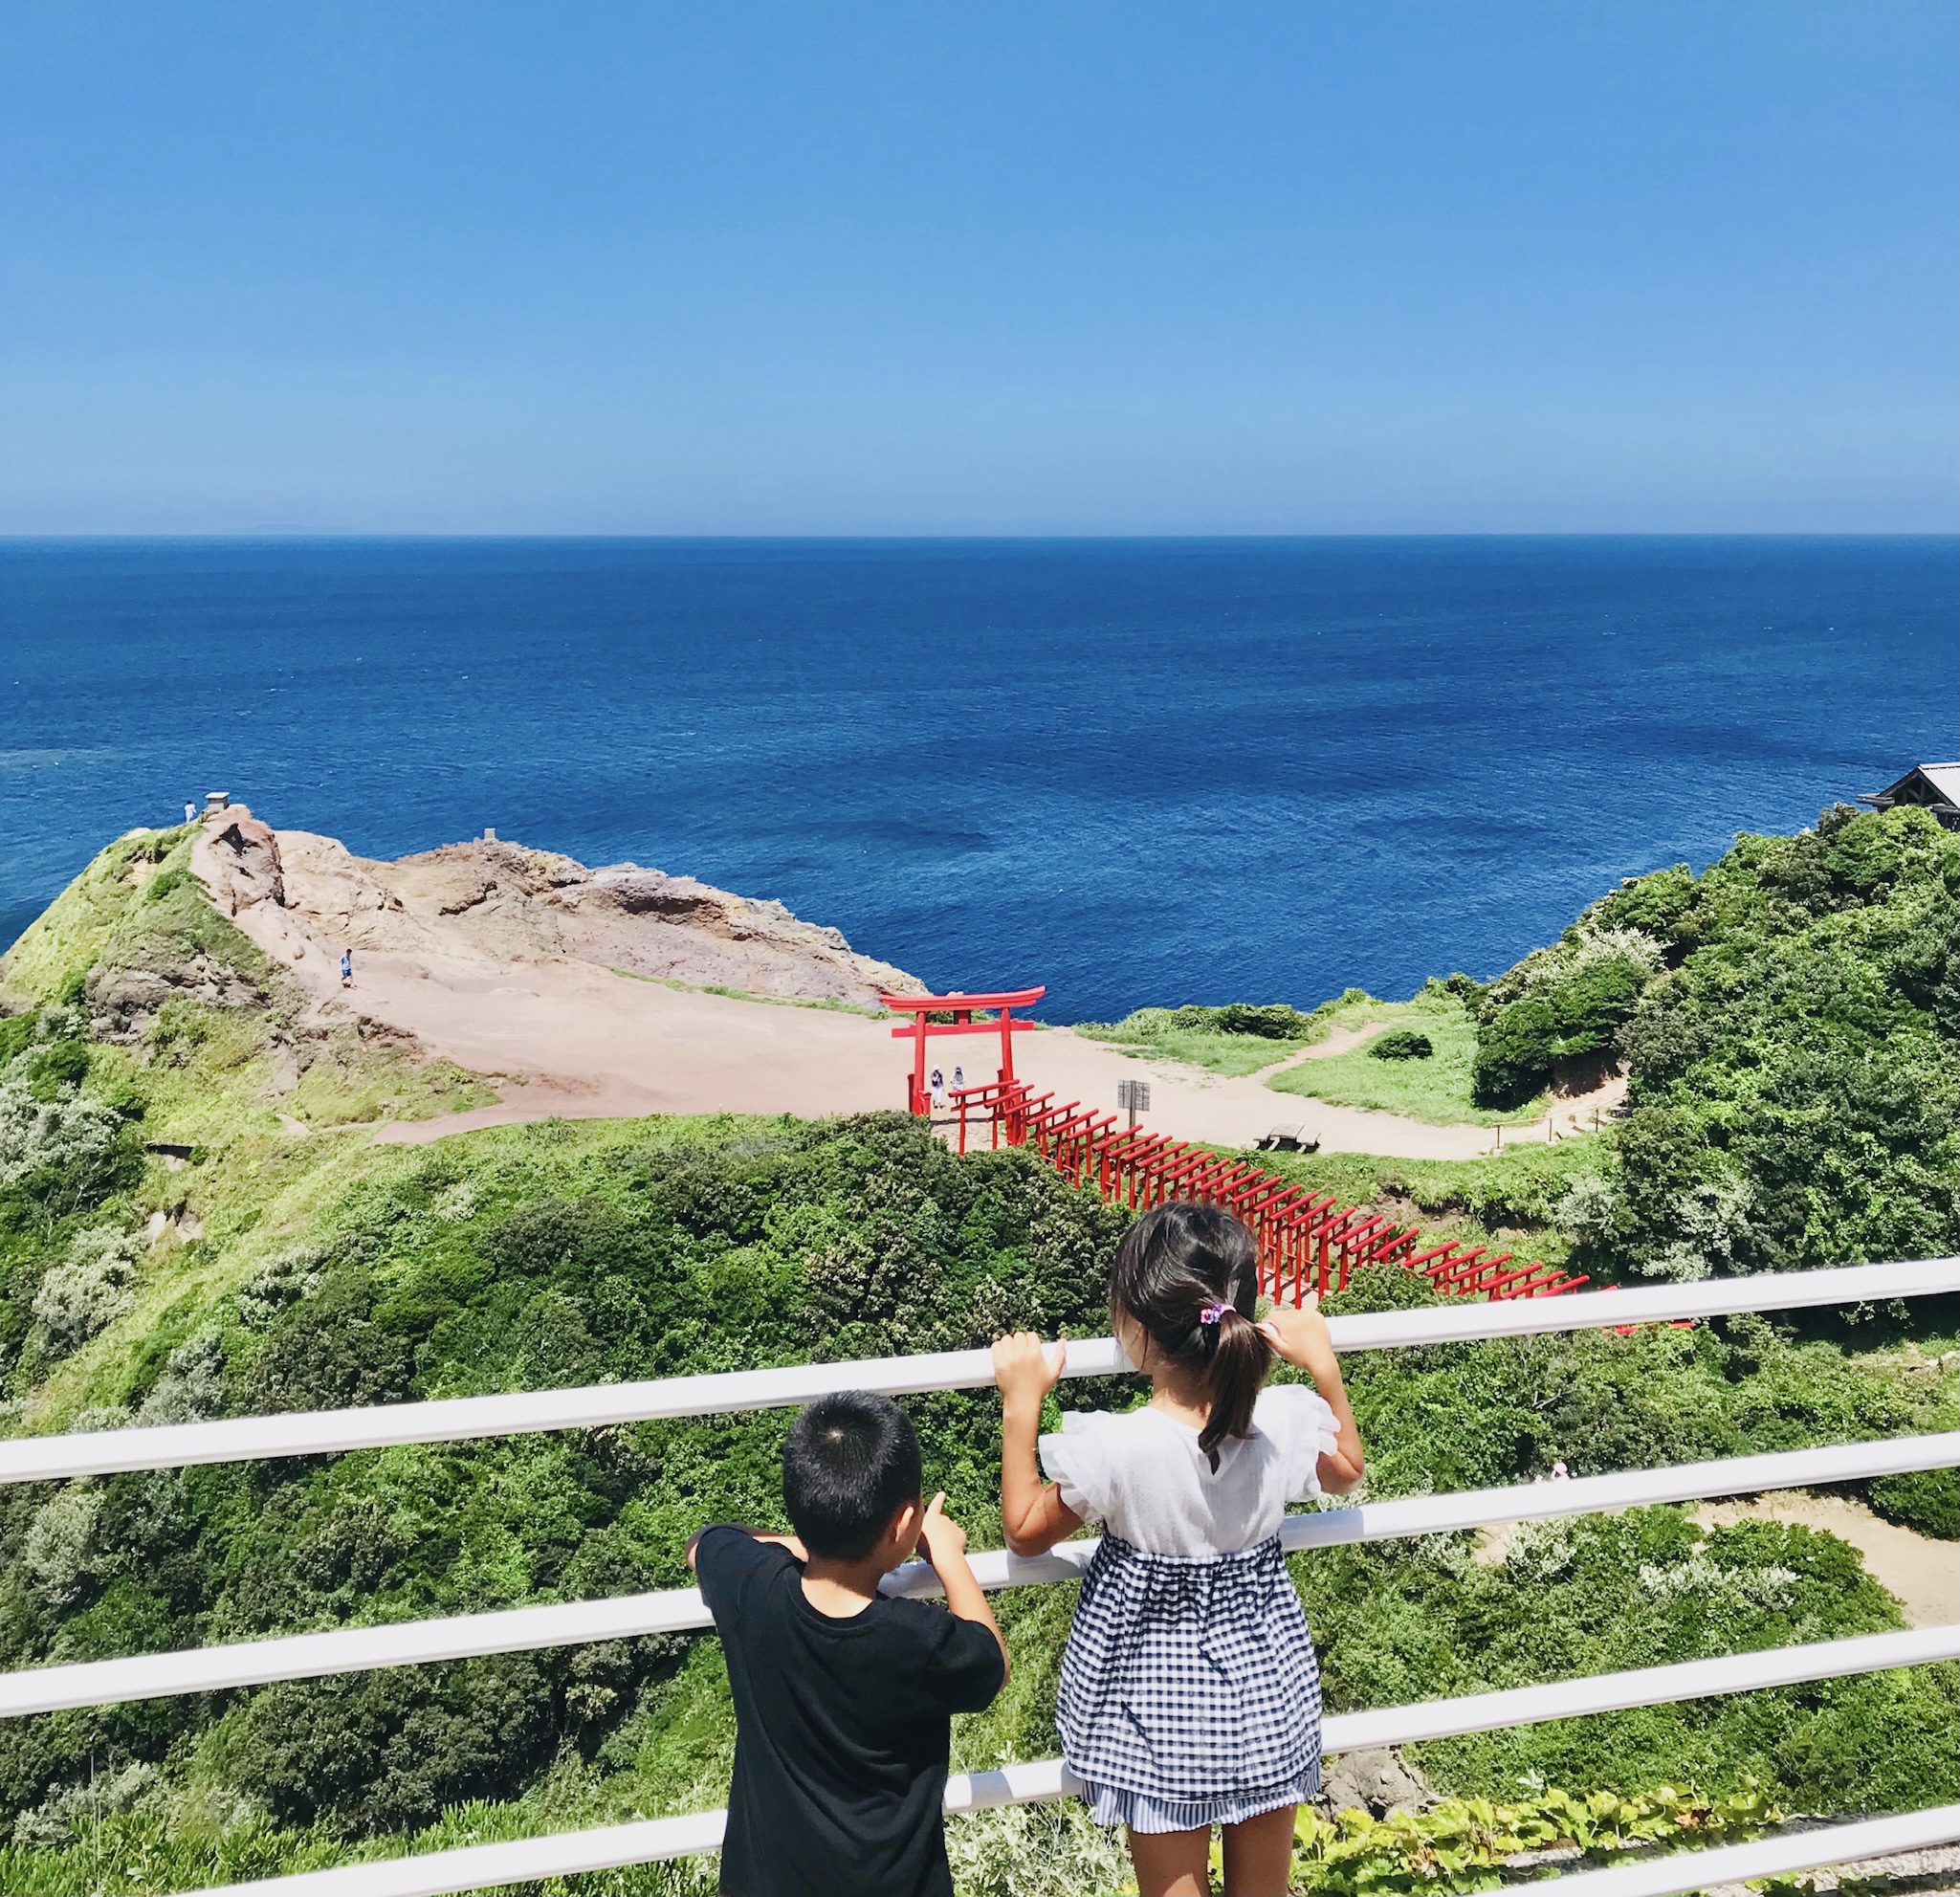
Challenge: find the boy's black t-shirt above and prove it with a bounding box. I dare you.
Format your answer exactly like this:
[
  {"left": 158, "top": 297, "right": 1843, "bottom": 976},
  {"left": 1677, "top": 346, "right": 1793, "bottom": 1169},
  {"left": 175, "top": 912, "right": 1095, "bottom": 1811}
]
[{"left": 694, "top": 1525, "right": 1006, "bottom": 1897}]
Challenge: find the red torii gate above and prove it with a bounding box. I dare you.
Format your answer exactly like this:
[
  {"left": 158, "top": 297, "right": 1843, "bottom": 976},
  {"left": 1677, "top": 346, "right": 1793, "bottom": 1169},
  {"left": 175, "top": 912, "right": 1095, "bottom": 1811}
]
[{"left": 878, "top": 986, "right": 1046, "bottom": 1117}]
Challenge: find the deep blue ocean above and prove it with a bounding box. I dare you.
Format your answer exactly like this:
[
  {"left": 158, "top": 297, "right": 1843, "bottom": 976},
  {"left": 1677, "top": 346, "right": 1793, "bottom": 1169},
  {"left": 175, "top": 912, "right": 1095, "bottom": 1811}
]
[{"left": 1, "top": 538, "right": 1953, "bottom": 1023}]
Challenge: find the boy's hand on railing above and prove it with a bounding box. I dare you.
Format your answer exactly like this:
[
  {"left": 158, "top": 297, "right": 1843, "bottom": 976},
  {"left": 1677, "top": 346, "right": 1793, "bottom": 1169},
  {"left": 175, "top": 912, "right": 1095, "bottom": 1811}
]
[
  {"left": 916, "top": 1492, "right": 969, "bottom": 1572},
  {"left": 1259, "top": 1300, "right": 1339, "bottom": 1377},
  {"left": 917, "top": 1492, "right": 1011, "bottom": 1678},
  {"left": 992, "top": 1332, "right": 1066, "bottom": 1410}
]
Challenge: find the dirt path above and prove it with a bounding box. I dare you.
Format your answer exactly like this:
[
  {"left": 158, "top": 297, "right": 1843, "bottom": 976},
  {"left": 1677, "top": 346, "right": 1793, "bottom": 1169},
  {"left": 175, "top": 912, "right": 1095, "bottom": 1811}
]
[{"left": 1249, "top": 1021, "right": 1388, "bottom": 1081}]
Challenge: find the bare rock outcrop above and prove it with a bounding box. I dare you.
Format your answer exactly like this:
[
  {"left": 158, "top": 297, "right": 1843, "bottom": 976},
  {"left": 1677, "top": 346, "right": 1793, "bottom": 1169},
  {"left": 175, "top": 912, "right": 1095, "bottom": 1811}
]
[
  {"left": 85, "top": 952, "right": 262, "bottom": 1045},
  {"left": 192, "top": 809, "right": 925, "bottom": 1007},
  {"left": 1315, "top": 1747, "right": 1429, "bottom": 1819},
  {"left": 200, "top": 811, "right": 286, "bottom": 917}
]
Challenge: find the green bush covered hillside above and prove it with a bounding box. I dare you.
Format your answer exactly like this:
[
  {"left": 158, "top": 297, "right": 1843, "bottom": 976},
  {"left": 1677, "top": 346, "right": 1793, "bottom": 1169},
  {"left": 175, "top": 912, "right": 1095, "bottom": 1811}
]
[
  {"left": 1496, "top": 805, "right": 1960, "bottom": 1281},
  {"left": 0, "top": 823, "right": 1950, "bottom": 1894}
]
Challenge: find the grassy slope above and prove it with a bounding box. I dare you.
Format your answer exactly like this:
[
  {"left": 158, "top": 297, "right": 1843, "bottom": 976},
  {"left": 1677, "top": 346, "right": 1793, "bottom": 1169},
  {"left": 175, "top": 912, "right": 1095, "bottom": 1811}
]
[
  {"left": 1080, "top": 1030, "right": 1304, "bottom": 1079},
  {"left": 1072, "top": 1004, "right": 1337, "bottom": 1078},
  {"left": 1, "top": 824, "right": 491, "bottom": 1138},
  {"left": 1078, "top": 991, "right": 1553, "bottom": 1124},
  {"left": 1266, "top": 994, "right": 1551, "bottom": 1126},
  {"left": 0, "top": 827, "right": 494, "bottom": 1433}
]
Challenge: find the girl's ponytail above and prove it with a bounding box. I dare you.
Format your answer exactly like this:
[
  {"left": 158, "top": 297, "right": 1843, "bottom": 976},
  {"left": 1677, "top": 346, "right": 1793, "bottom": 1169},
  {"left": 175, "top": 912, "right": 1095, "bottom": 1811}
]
[
  {"left": 1196, "top": 1304, "right": 1266, "bottom": 1467},
  {"left": 1109, "top": 1202, "right": 1275, "bottom": 1471}
]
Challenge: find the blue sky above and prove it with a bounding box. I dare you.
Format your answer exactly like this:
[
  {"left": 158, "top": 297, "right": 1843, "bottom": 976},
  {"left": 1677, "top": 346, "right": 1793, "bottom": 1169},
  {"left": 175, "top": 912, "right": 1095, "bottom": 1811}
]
[{"left": 1, "top": 3, "right": 1953, "bottom": 534}]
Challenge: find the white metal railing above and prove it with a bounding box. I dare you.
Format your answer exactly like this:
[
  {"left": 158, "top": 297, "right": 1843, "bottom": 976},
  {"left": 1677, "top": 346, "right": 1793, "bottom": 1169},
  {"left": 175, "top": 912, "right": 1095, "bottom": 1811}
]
[
  {"left": 1488, "top": 1804, "right": 1960, "bottom": 1897},
  {"left": 184, "top": 1627, "right": 1960, "bottom": 1897},
  {"left": 190, "top": 1801, "right": 1960, "bottom": 1897},
  {"left": 3, "top": 1257, "right": 1950, "bottom": 1485},
  {"left": 9, "top": 1430, "right": 1954, "bottom": 1717},
  {"left": 0, "top": 1252, "right": 1930, "bottom": 1897}
]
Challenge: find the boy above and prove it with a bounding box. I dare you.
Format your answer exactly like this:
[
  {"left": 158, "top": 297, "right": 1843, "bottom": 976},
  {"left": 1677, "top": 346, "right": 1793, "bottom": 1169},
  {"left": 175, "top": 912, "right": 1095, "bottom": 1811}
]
[{"left": 689, "top": 1391, "right": 1009, "bottom": 1897}]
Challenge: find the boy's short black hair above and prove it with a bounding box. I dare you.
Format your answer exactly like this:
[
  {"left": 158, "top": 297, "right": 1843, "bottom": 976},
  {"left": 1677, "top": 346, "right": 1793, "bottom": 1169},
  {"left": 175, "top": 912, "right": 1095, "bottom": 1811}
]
[{"left": 782, "top": 1392, "right": 923, "bottom": 1560}]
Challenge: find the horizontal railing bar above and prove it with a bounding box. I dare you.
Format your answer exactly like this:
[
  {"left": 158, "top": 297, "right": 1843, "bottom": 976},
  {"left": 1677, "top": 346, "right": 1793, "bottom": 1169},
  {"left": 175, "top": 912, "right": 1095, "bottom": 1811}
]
[
  {"left": 0, "top": 1340, "right": 1134, "bottom": 1487},
  {"left": 1262, "top": 1429, "right": 1960, "bottom": 1554},
  {"left": 181, "top": 1625, "right": 1960, "bottom": 1897},
  {"left": 187, "top": 1808, "right": 731, "bottom": 1897},
  {"left": 1319, "top": 1621, "right": 1960, "bottom": 1752},
  {"left": 1474, "top": 1803, "right": 1960, "bottom": 1897},
  {"left": 2, "top": 1257, "right": 1952, "bottom": 1486},
  {"left": 12, "top": 1431, "right": 1953, "bottom": 1718}
]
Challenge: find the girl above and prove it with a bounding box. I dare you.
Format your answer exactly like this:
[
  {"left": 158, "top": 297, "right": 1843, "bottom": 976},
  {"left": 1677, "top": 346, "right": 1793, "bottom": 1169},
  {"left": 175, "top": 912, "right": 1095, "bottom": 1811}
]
[{"left": 993, "top": 1202, "right": 1364, "bottom": 1897}]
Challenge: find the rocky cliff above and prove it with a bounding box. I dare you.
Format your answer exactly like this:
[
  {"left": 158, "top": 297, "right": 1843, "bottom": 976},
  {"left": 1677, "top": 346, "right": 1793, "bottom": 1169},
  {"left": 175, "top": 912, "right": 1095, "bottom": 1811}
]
[{"left": 193, "top": 807, "right": 926, "bottom": 1008}]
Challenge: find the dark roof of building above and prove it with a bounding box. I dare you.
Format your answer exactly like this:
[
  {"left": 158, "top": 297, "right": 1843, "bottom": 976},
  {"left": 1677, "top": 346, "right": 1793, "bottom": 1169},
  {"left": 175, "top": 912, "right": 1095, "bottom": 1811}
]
[{"left": 1860, "top": 762, "right": 1960, "bottom": 813}]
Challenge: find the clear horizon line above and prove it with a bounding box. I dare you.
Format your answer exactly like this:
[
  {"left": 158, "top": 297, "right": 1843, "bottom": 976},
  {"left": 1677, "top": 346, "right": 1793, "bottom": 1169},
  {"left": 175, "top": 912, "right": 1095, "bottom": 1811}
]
[{"left": 2, "top": 527, "right": 1956, "bottom": 544}]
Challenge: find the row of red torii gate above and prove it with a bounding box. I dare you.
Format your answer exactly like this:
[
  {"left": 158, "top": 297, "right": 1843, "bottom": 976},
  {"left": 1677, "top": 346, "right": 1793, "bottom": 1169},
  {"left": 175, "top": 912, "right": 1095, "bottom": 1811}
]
[{"left": 880, "top": 986, "right": 1589, "bottom": 1312}]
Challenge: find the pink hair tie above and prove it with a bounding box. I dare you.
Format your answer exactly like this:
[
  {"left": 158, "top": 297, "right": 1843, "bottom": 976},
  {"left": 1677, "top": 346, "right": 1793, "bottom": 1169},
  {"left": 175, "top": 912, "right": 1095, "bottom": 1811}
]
[{"left": 1199, "top": 1303, "right": 1228, "bottom": 1327}]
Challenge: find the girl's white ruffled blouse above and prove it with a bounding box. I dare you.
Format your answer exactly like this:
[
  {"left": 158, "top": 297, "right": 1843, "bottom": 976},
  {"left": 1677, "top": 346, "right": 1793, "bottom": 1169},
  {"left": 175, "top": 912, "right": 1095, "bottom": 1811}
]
[{"left": 1040, "top": 1382, "right": 1340, "bottom": 1556}]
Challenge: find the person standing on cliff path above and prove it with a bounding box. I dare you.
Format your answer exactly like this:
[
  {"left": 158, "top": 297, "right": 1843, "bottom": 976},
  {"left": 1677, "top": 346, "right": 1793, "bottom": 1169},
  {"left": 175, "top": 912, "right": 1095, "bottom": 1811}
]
[
  {"left": 341, "top": 950, "right": 354, "bottom": 989},
  {"left": 952, "top": 1065, "right": 965, "bottom": 1095},
  {"left": 929, "top": 1068, "right": 947, "bottom": 1115}
]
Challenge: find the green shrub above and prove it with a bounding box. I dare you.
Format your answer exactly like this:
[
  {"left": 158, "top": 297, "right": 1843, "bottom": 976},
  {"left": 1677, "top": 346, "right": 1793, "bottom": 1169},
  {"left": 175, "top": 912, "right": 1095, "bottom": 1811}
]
[
  {"left": 1470, "top": 994, "right": 1560, "bottom": 1109},
  {"left": 238, "top": 1656, "right": 560, "bottom": 1834},
  {"left": 1472, "top": 928, "right": 1661, "bottom": 1109},
  {"left": 1868, "top": 1467, "right": 1959, "bottom": 1540},
  {"left": 0, "top": 1014, "right": 39, "bottom": 1067},
  {"left": 0, "top": 1070, "right": 131, "bottom": 1227},
  {"left": 1368, "top": 1028, "right": 1433, "bottom": 1062},
  {"left": 1215, "top": 1002, "right": 1316, "bottom": 1039},
  {"left": 31, "top": 1225, "right": 141, "bottom": 1353},
  {"left": 1074, "top": 1001, "right": 1327, "bottom": 1074}
]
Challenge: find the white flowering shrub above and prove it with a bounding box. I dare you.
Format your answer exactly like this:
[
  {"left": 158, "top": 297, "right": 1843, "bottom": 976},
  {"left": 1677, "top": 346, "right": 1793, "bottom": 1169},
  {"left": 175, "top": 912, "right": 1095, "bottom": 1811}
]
[
  {"left": 138, "top": 1325, "right": 229, "bottom": 1423},
  {"left": 10, "top": 1760, "right": 158, "bottom": 1849},
  {"left": 1642, "top": 1172, "right": 1755, "bottom": 1282},
  {"left": 1499, "top": 1516, "right": 1579, "bottom": 1584},
  {"left": 1553, "top": 1170, "right": 1621, "bottom": 1247},
  {"left": 234, "top": 1246, "right": 326, "bottom": 1330},
  {"left": 32, "top": 1224, "right": 141, "bottom": 1351},
  {"left": 0, "top": 1073, "right": 126, "bottom": 1224},
  {"left": 1639, "top": 1551, "right": 1798, "bottom": 1613},
  {"left": 20, "top": 1485, "right": 101, "bottom": 1610},
  {"left": 1554, "top": 1161, "right": 1751, "bottom": 1282},
  {"left": 943, "top": 1795, "right": 1132, "bottom": 1897},
  {"left": 432, "top": 1180, "right": 479, "bottom": 1224}
]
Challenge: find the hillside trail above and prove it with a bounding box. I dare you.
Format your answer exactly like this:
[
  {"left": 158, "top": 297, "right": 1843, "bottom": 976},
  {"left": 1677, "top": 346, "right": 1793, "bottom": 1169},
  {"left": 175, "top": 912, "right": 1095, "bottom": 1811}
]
[{"left": 1248, "top": 1020, "right": 1388, "bottom": 1080}]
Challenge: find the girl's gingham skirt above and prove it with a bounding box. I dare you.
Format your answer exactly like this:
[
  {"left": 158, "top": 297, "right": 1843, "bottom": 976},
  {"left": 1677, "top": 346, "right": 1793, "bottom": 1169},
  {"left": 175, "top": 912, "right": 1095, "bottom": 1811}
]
[{"left": 1057, "top": 1533, "right": 1322, "bottom": 1834}]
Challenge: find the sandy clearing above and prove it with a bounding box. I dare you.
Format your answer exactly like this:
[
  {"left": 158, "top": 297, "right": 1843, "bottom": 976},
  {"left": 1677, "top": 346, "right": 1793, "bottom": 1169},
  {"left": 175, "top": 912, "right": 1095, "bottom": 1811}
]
[{"left": 330, "top": 950, "right": 1508, "bottom": 1157}]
